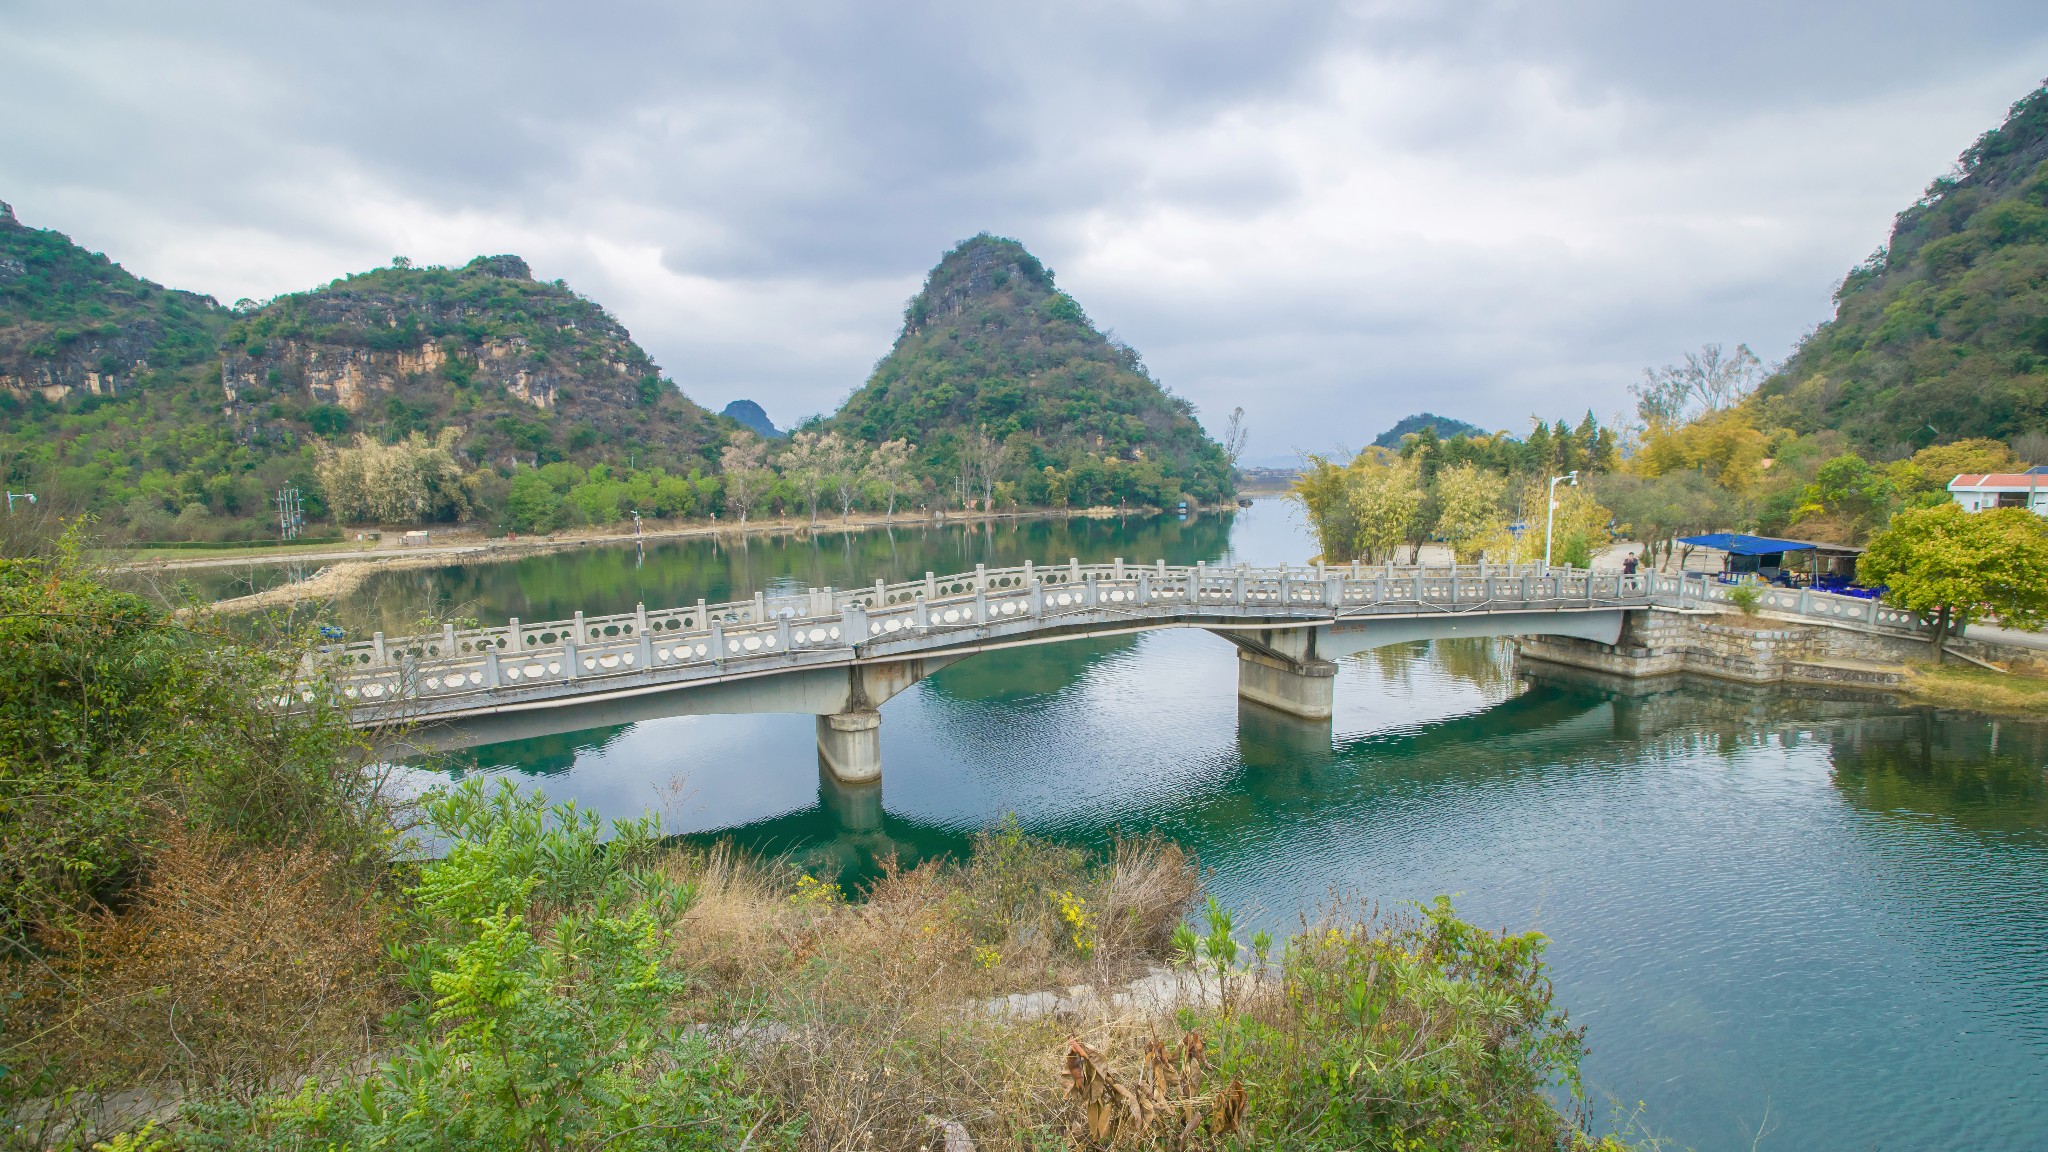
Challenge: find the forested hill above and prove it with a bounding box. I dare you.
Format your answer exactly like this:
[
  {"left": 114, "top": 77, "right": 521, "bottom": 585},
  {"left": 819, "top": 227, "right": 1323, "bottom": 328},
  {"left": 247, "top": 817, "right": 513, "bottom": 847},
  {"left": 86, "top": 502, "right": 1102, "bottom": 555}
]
[
  {"left": 0, "top": 202, "right": 725, "bottom": 540},
  {"left": 1755, "top": 82, "right": 2048, "bottom": 448},
  {"left": 222, "top": 256, "right": 723, "bottom": 473},
  {"left": 832, "top": 234, "right": 1232, "bottom": 506},
  {"left": 1373, "top": 413, "right": 1486, "bottom": 449}
]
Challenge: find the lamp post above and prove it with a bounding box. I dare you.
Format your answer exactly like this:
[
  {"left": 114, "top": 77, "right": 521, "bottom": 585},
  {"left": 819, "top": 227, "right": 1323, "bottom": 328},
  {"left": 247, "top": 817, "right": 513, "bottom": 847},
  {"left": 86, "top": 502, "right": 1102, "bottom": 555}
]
[
  {"left": 4, "top": 492, "right": 35, "bottom": 512},
  {"left": 1543, "top": 471, "right": 1578, "bottom": 570}
]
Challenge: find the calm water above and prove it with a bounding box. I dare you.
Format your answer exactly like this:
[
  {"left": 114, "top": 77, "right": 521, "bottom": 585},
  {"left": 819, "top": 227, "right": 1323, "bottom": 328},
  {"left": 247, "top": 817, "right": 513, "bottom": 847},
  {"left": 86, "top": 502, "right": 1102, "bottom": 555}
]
[{"left": 354, "top": 504, "right": 2046, "bottom": 1151}]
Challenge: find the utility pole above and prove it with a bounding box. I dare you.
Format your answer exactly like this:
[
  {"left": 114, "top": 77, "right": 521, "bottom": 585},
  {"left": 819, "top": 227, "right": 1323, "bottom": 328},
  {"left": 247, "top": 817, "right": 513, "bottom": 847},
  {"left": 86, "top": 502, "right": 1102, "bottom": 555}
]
[
  {"left": 1543, "top": 471, "right": 1578, "bottom": 570},
  {"left": 275, "top": 485, "right": 304, "bottom": 541}
]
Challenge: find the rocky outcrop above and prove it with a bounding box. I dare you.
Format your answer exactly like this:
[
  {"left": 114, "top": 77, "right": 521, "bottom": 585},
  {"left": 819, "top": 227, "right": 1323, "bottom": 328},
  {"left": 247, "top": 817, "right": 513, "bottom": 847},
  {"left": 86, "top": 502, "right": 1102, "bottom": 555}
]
[
  {"left": 219, "top": 254, "right": 723, "bottom": 469},
  {"left": 220, "top": 335, "right": 584, "bottom": 413}
]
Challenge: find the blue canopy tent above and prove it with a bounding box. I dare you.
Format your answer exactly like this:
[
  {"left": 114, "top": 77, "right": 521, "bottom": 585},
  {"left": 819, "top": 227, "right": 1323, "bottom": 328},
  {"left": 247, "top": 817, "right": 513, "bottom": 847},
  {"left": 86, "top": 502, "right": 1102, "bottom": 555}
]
[
  {"left": 1674, "top": 533, "right": 1814, "bottom": 557},
  {"left": 1674, "top": 533, "right": 1862, "bottom": 586}
]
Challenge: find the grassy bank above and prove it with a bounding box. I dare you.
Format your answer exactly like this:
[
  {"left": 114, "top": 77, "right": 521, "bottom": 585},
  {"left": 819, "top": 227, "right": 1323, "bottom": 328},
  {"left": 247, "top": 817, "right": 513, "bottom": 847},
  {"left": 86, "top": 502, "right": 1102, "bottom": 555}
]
[
  {"left": 2, "top": 539, "right": 1647, "bottom": 1151},
  {"left": 1902, "top": 661, "right": 2048, "bottom": 718}
]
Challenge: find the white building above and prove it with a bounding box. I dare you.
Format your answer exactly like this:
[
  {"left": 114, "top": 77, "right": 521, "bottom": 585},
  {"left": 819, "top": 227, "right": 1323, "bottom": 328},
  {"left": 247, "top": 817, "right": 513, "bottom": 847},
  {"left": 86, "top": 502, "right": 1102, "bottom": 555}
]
[{"left": 1948, "top": 467, "right": 2048, "bottom": 514}]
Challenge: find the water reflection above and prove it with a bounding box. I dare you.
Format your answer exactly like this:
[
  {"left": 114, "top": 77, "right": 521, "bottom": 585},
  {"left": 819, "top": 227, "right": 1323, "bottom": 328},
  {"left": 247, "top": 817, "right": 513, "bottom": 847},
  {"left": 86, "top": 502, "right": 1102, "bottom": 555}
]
[
  {"left": 335, "top": 511, "right": 1239, "bottom": 636},
  {"left": 393, "top": 503, "right": 2048, "bottom": 1152}
]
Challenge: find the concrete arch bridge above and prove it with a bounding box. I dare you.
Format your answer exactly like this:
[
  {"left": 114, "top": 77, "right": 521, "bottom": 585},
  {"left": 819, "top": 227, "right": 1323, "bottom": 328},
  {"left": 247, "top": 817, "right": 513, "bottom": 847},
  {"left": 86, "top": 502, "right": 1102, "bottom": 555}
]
[{"left": 323, "top": 558, "right": 1687, "bottom": 782}]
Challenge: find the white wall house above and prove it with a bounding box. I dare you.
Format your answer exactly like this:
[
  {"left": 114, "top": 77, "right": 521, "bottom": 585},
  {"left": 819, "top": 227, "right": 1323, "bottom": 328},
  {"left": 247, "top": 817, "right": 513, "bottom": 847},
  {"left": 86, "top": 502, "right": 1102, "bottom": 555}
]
[{"left": 1948, "top": 468, "right": 2048, "bottom": 514}]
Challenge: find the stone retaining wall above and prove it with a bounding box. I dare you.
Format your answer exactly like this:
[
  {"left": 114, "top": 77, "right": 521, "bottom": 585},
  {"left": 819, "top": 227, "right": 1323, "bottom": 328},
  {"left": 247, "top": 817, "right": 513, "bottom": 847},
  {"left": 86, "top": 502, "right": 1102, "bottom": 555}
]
[{"left": 1517, "top": 607, "right": 2036, "bottom": 688}]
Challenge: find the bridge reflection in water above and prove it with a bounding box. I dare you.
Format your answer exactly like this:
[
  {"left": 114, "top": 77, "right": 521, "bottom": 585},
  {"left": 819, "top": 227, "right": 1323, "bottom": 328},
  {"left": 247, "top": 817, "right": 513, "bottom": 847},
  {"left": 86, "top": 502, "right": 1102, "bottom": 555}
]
[{"left": 428, "top": 634, "right": 2019, "bottom": 891}]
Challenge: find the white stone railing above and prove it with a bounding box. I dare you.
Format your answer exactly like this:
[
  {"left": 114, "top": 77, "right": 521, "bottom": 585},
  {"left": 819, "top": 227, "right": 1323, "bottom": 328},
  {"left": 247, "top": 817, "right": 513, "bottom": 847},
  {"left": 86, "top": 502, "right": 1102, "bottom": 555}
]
[
  {"left": 315, "top": 559, "right": 1649, "bottom": 708},
  {"left": 313, "top": 560, "right": 1929, "bottom": 712},
  {"left": 1646, "top": 572, "right": 1928, "bottom": 635}
]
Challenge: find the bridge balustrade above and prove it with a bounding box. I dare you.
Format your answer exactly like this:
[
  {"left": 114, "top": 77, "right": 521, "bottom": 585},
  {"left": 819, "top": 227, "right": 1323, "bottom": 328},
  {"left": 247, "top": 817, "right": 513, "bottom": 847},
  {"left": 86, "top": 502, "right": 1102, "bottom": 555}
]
[
  {"left": 318, "top": 562, "right": 1596, "bottom": 708},
  {"left": 310, "top": 560, "right": 1927, "bottom": 717}
]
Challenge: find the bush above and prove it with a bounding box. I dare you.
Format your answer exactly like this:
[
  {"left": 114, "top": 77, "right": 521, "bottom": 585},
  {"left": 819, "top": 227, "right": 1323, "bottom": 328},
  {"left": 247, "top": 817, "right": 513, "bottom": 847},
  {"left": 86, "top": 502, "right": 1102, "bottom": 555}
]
[
  {"left": 186, "top": 780, "right": 766, "bottom": 1151},
  {"left": 1189, "top": 897, "right": 1593, "bottom": 1149},
  {"left": 1727, "top": 581, "right": 1763, "bottom": 615},
  {"left": 0, "top": 534, "right": 394, "bottom": 1130},
  {"left": 0, "top": 536, "right": 381, "bottom": 935}
]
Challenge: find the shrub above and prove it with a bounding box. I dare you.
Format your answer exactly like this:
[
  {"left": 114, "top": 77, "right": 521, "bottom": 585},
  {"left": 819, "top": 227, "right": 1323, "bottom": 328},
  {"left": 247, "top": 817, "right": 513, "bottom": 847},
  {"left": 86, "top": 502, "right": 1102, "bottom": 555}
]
[
  {"left": 1728, "top": 581, "right": 1763, "bottom": 615},
  {"left": 189, "top": 780, "right": 767, "bottom": 1151},
  {"left": 1182, "top": 897, "right": 1597, "bottom": 1150}
]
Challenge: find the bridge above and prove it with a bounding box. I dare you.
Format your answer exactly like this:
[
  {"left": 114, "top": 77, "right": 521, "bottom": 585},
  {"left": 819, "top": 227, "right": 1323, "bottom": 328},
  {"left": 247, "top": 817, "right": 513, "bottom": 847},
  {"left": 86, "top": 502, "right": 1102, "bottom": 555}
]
[{"left": 319, "top": 559, "right": 1929, "bottom": 783}]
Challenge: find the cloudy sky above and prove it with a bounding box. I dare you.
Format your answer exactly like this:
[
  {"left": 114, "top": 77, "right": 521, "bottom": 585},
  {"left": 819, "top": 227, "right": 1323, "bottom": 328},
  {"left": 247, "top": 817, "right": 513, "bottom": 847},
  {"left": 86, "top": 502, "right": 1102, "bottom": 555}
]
[{"left": 4, "top": 3, "right": 2044, "bottom": 463}]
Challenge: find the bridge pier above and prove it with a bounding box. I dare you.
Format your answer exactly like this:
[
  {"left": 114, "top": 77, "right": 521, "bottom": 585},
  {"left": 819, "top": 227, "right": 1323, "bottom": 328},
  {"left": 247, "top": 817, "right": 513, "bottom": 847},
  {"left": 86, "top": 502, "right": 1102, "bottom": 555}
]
[
  {"left": 1223, "top": 626, "right": 1338, "bottom": 721},
  {"left": 816, "top": 709, "right": 883, "bottom": 784},
  {"left": 1236, "top": 650, "right": 1337, "bottom": 720}
]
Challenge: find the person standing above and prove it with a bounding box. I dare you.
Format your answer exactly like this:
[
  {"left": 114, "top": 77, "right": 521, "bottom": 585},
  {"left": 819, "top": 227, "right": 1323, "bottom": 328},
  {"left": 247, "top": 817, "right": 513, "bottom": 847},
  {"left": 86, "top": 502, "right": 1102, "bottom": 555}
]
[{"left": 1621, "top": 553, "right": 1639, "bottom": 576}]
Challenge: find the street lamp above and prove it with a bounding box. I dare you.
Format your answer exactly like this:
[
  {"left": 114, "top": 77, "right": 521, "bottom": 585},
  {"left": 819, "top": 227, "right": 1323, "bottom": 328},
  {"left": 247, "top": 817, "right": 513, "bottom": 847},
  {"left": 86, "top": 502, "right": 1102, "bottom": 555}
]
[
  {"left": 5, "top": 492, "right": 35, "bottom": 512},
  {"left": 1543, "top": 471, "right": 1578, "bottom": 570}
]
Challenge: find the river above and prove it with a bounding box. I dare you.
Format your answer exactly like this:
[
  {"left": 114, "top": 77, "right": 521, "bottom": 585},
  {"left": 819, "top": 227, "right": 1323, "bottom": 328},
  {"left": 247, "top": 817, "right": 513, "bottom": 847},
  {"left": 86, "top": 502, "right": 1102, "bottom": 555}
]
[{"left": 315, "top": 501, "right": 2047, "bottom": 1151}]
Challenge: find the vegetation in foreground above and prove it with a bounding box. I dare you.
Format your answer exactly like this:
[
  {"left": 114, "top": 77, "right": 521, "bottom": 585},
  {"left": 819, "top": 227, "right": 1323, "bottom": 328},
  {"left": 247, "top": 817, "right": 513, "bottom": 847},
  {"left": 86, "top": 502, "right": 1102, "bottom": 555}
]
[{"left": 0, "top": 538, "right": 1645, "bottom": 1151}]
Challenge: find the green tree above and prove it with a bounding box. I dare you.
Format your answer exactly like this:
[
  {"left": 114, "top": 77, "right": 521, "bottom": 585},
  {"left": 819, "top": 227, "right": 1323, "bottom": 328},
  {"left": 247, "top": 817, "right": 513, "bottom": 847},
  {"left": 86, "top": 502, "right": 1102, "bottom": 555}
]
[
  {"left": 505, "top": 469, "right": 562, "bottom": 533},
  {"left": 1794, "top": 453, "right": 1896, "bottom": 539},
  {"left": 1860, "top": 503, "right": 2048, "bottom": 658}
]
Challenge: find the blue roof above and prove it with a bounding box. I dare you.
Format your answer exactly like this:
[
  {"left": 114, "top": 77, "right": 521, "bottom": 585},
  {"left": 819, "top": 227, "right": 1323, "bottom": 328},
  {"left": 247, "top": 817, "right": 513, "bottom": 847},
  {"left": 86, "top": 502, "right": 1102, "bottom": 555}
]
[{"left": 1675, "top": 533, "right": 1815, "bottom": 556}]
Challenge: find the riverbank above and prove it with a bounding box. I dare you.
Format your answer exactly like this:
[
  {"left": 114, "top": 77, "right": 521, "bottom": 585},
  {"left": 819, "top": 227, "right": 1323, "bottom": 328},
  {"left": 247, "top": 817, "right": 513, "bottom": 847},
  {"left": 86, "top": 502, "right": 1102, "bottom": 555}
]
[
  {"left": 1900, "top": 660, "right": 2048, "bottom": 717},
  {"left": 169, "top": 503, "right": 1221, "bottom": 614},
  {"left": 112, "top": 503, "right": 1229, "bottom": 575},
  {"left": 1519, "top": 604, "right": 2048, "bottom": 718}
]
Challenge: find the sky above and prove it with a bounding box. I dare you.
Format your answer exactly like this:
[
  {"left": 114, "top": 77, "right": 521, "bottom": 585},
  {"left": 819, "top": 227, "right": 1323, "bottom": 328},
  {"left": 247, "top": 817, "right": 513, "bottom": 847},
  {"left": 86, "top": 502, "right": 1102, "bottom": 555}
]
[{"left": 3, "top": 3, "right": 2044, "bottom": 465}]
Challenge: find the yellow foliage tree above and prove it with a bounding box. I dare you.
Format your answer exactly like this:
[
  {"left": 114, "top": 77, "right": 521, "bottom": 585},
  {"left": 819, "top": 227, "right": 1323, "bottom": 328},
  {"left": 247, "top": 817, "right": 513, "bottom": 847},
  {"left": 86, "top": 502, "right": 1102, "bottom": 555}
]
[
  {"left": 1631, "top": 408, "right": 1773, "bottom": 491},
  {"left": 1432, "top": 463, "right": 1507, "bottom": 562},
  {"left": 1885, "top": 438, "right": 2017, "bottom": 506},
  {"left": 315, "top": 429, "right": 473, "bottom": 525},
  {"left": 1289, "top": 450, "right": 1422, "bottom": 563},
  {"left": 1476, "top": 476, "right": 1613, "bottom": 567}
]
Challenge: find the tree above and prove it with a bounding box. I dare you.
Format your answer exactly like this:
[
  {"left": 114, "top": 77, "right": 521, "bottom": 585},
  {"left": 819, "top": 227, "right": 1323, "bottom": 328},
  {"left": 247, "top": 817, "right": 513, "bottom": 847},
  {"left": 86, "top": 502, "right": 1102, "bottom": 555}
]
[
  {"left": 1632, "top": 343, "right": 1764, "bottom": 428},
  {"left": 1292, "top": 455, "right": 1357, "bottom": 562},
  {"left": 959, "top": 428, "right": 1003, "bottom": 511},
  {"left": 1350, "top": 454, "right": 1425, "bottom": 563},
  {"left": 780, "top": 431, "right": 833, "bottom": 526},
  {"left": 1432, "top": 462, "right": 1507, "bottom": 562},
  {"left": 315, "top": 429, "right": 473, "bottom": 524},
  {"left": 505, "top": 469, "right": 562, "bottom": 533},
  {"left": 1595, "top": 469, "right": 1726, "bottom": 570},
  {"left": 718, "top": 433, "right": 771, "bottom": 525},
  {"left": 825, "top": 433, "right": 864, "bottom": 519},
  {"left": 862, "top": 438, "right": 915, "bottom": 516},
  {"left": 1221, "top": 407, "right": 1248, "bottom": 475},
  {"left": 1792, "top": 453, "right": 1896, "bottom": 541},
  {"left": 1860, "top": 503, "right": 2048, "bottom": 659},
  {"left": 1293, "top": 450, "right": 1424, "bottom": 564},
  {"left": 1886, "top": 437, "right": 2016, "bottom": 508}
]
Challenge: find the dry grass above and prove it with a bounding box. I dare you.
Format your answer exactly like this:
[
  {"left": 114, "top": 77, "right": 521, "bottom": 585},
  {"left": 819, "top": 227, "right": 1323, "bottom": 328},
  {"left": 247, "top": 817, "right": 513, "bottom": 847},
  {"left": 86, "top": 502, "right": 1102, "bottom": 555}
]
[
  {"left": 661, "top": 833, "right": 1201, "bottom": 1151},
  {"left": 3, "top": 829, "right": 393, "bottom": 1112}
]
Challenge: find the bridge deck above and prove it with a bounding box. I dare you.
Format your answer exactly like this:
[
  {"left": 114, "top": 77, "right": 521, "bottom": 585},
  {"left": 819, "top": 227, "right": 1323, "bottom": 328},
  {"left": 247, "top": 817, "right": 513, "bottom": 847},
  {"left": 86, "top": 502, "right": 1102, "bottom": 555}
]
[{"left": 310, "top": 560, "right": 1929, "bottom": 726}]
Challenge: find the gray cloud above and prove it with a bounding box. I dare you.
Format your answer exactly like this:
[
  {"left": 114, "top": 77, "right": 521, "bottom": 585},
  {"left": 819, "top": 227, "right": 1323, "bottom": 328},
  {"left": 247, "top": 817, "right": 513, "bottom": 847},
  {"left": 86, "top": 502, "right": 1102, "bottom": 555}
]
[{"left": 3, "top": 1, "right": 2043, "bottom": 460}]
